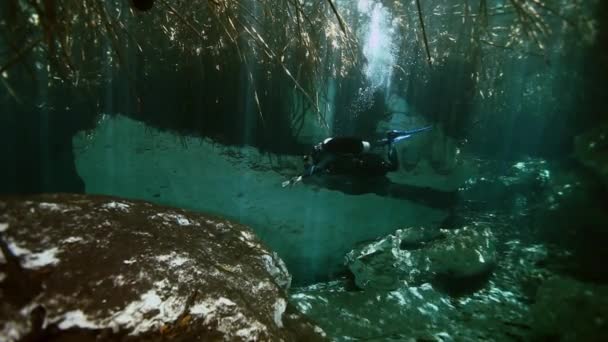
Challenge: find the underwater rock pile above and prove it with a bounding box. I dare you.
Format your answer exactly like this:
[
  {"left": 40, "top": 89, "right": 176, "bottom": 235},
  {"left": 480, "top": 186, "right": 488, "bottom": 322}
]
[
  {"left": 291, "top": 195, "right": 608, "bottom": 341},
  {"left": 346, "top": 225, "right": 496, "bottom": 291},
  {"left": 0, "top": 194, "right": 325, "bottom": 341},
  {"left": 291, "top": 219, "right": 594, "bottom": 341}
]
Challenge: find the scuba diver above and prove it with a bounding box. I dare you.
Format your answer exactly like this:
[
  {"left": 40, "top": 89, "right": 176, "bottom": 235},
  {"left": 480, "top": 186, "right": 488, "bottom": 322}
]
[{"left": 282, "top": 126, "right": 432, "bottom": 187}]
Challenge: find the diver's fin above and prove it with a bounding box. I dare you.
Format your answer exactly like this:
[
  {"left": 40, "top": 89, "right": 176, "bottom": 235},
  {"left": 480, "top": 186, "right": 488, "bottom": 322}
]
[
  {"left": 282, "top": 175, "right": 303, "bottom": 188},
  {"left": 388, "top": 126, "right": 432, "bottom": 139},
  {"left": 386, "top": 126, "right": 432, "bottom": 146},
  {"left": 392, "top": 134, "right": 412, "bottom": 144}
]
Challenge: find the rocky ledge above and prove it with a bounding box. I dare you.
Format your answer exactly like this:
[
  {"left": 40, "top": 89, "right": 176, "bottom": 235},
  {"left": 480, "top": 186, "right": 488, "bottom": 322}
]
[{"left": 0, "top": 194, "right": 325, "bottom": 341}]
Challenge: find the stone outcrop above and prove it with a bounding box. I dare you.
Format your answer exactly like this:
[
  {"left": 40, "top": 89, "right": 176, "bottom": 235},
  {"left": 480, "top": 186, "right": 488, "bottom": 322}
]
[
  {"left": 0, "top": 194, "right": 325, "bottom": 341},
  {"left": 345, "top": 225, "right": 496, "bottom": 291}
]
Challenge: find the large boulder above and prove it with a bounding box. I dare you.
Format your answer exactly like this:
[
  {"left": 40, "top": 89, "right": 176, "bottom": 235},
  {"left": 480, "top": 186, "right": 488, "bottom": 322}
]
[
  {"left": 0, "top": 194, "right": 325, "bottom": 341},
  {"left": 345, "top": 225, "right": 496, "bottom": 291}
]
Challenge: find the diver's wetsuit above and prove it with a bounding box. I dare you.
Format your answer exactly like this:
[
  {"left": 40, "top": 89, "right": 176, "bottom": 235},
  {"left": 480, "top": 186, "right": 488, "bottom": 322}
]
[
  {"left": 321, "top": 137, "right": 369, "bottom": 155},
  {"left": 302, "top": 127, "right": 432, "bottom": 179},
  {"left": 276, "top": 127, "right": 431, "bottom": 188},
  {"left": 305, "top": 136, "right": 399, "bottom": 178}
]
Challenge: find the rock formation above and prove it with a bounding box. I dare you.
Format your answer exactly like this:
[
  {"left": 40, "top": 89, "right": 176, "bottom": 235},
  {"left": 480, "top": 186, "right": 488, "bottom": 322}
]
[{"left": 0, "top": 194, "right": 325, "bottom": 341}]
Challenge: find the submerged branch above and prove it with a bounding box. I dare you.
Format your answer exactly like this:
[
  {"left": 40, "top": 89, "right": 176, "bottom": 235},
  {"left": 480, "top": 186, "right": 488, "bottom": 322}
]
[
  {"left": 480, "top": 39, "right": 544, "bottom": 58},
  {"left": 243, "top": 54, "right": 266, "bottom": 128},
  {"left": 508, "top": 0, "right": 550, "bottom": 51},
  {"left": 415, "top": 0, "right": 433, "bottom": 66},
  {"left": 1, "top": 77, "right": 22, "bottom": 104},
  {"left": 94, "top": 0, "right": 125, "bottom": 67},
  {"left": 326, "top": 0, "right": 346, "bottom": 34},
  {"left": 159, "top": 0, "right": 207, "bottom": 41},
  {"left": 0, "top": 37, "right": 43, "bottom": 75},
  {"left": 0, "top": 0, "right": 595, "bottom": 137},
  {"left": 530, "top": 0, "right": 577, "bottom": 28}
]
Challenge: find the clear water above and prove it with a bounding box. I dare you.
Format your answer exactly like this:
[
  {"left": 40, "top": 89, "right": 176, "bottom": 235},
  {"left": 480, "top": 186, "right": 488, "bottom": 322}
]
[{"left": 1, "top": 0, "right": 607, "bottom": 340}]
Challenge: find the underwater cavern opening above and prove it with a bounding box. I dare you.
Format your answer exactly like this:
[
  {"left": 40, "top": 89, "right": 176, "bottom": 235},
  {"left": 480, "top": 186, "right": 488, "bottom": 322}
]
[{"left": 1, "top": 0, "right": 608, "bottom": 340}]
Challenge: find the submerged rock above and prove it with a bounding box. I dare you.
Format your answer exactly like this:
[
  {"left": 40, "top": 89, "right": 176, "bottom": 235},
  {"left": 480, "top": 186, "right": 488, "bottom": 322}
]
[
  {"left": 291, "top": 281, "right": 457, "bottom": 341},
  {"left": 531, "top": 276, "right": 608, "bottom": 341},
  {"left": 0, "top": 194, "right": 325, "bottom": 341},
  {"left": 346, "top": 225, "right": 496, "bottom": 291},
  {"left": 291, "top": 276, "right": 530, "bottom": 341}
]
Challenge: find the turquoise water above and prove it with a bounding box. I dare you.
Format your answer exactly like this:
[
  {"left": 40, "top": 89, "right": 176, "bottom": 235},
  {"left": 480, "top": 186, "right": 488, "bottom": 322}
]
[{"left": 72, "top": 115, "right": 449, "bottom": 285}]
